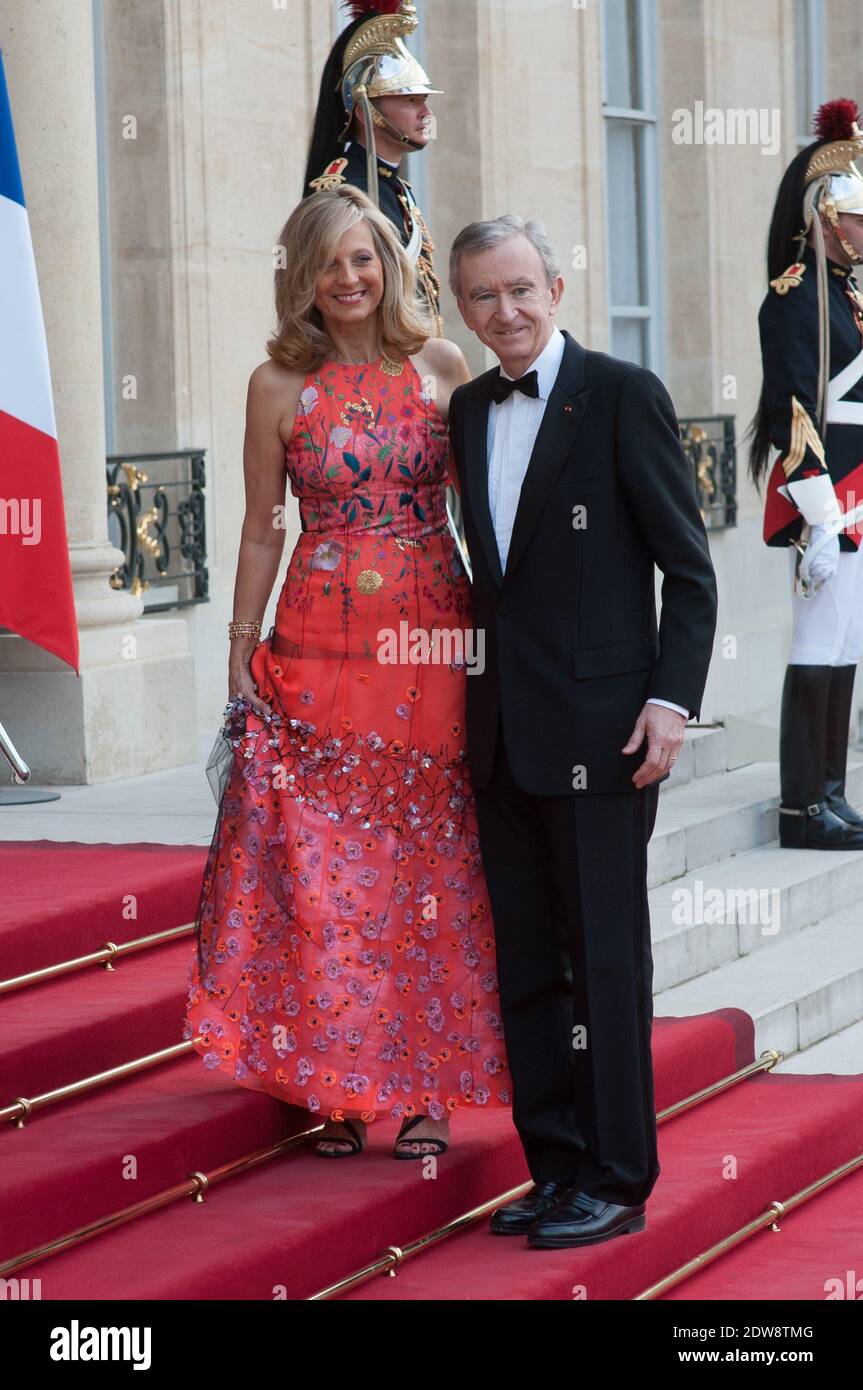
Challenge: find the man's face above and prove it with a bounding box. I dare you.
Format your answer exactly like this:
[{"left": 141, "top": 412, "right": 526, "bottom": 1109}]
[
  {"left": 838, "top": 211, "right": 863, "bottom": 261},
  {"left": 362, "top": 94, "right": 433, "bottom": 149},
  {"left": 456, "top": 235, "right": 564, "bottom": 373},
  {"left": 816, "top": 209, "right": 863, "bottom": 264}
]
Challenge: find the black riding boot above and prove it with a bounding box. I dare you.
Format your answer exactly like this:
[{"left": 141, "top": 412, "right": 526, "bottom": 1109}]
[
  {"left": 778, "top": 664, "right": 863, "bottom": 849},
  {"left": 824, "top": 663, "right": 863, "bottom": 828}
]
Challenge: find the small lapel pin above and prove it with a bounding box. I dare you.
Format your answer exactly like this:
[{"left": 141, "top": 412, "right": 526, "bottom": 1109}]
[{"left": 564, "top": 404, "right": 573, "bottom": 413}]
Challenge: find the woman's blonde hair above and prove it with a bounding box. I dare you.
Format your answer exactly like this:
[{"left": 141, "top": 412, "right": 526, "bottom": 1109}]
[{"left": 267, "top": 185, "right": 432, "bottom": 372}]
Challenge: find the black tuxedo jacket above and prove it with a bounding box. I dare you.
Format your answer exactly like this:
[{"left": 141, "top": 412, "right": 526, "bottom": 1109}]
[{"left": 448, "top": 329, "right": 718, "bottom": 794}]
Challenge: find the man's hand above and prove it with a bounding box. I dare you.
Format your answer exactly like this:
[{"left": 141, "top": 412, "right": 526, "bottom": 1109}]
[{"left": 622, "top": 702, "right": 687, "bottom": 788}]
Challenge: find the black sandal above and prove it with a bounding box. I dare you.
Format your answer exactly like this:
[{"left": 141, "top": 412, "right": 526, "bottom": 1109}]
[
  {"left": 313, "top": 1118, "right": 366, "bottom": 1157},
  {"left": 393, "top": 1114, "right": 449, "bottom": 1159}
]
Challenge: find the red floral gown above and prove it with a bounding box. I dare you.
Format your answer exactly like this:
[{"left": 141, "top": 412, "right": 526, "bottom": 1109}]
[{"left": 183, "top": 352, "right": 513, "bottom": 1127}]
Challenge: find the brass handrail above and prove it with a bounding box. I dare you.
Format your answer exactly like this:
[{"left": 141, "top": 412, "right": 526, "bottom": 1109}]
[
  {"left": 0, "top": 1050, "right": 784, "bottom": 1289},
  {"left": 634, "top": 1150, "right": 863, "bottom": 1299},
  {"left": 2, "top": 1041, "right": 194, "bottom": 1128},
  {"left": 0, "top": 922, "right": 195, "bottom": 995},
  {"left": 305, "top": 1049, "right": 783, "bottom": 1299},
  {"left": 308, "top": 1182, "right": 533, "bottom": 1299},
  {"left": 0, "top": 1126, "right": 322, "bottom": 1278}
]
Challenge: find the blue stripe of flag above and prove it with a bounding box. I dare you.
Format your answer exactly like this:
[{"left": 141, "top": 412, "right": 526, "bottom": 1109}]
[{"left": 0, "top": 49, "right": 25, "bottom": 208}]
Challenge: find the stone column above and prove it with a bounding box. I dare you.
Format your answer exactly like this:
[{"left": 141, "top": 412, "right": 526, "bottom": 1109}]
[{"left": 0, "top": 0, "right": 195, "bottom": 782}]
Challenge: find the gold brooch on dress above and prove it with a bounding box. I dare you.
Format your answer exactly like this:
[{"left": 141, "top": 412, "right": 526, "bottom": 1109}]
[{"left": 356, "top": 569, "right": 383, "bottom": 595}]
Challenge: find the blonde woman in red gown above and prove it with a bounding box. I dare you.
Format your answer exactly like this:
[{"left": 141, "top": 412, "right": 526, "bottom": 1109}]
[{"left": 184, "top": 185, "right": 512, "bottom": 1157}]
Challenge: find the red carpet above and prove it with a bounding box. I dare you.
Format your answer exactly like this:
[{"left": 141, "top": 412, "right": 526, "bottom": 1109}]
[
  {"left": 339, "top": 1073, "right": 863, "bottom": 1301},
  {"left": 662, "top": 1164, "right": 863, "bottom": 1300},
  {"left": 1, "top": 840, "right": 861, "bottom": 1300},
  {"left": 0, "top": 840, "right": 207, "bottom": 978}
]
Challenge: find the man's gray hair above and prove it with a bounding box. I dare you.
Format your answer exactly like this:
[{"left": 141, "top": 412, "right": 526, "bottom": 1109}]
[{"left": 449, "top": 214, "right": 561, "bottom": 299}]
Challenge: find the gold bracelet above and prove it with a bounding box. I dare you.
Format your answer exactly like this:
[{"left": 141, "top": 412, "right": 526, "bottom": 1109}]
[{"left": 228, "top": 619, "right": 261, "bottom": 639}]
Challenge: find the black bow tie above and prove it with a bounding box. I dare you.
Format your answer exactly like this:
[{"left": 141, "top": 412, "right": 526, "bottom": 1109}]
[{"left": 490, "top": 368, "right": 539, "bottom": 405}]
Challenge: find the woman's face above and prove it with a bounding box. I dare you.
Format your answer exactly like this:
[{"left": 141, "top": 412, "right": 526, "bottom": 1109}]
[{"left": 314, "top": 220, "right": 384, "bottom": 328}]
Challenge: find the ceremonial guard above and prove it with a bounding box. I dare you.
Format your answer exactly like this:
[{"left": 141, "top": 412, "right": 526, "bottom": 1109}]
[
  {"left": 303, "top": 1, "right": 443, "bottom": 333},
  {"left": 749, "top": 99, "right": 863, "bottom": 848}
]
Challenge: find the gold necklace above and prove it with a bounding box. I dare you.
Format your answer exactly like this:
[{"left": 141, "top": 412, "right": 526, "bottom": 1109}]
[{"left": 331, "top": 351, "right": 403, "bottom": 376}]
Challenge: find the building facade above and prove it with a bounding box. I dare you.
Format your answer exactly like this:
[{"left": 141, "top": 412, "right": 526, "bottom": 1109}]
[{"left": 0, "top": 0, "right": 860, "bottom": 781}]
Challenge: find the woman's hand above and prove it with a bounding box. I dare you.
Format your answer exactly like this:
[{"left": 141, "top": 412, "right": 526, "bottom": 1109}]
[
  {"left": 227, "top": 636, "right": 271, "bottom": 717},
  {"left": 224, "top": 359, "right": 302, "bottom": 722}
]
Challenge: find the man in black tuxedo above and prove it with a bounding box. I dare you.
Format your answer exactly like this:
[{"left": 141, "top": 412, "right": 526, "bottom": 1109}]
[{"left": 447, "top": 215, "right": 718, "bottom": 1247}]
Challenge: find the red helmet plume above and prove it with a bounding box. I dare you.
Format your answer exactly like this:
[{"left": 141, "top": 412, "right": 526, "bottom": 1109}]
[
  {"left": 341, "top": 1, "right": 404, "bottom": 17},
  {"left": 812, "top": 98, "right": 861, "bottom": 142}
]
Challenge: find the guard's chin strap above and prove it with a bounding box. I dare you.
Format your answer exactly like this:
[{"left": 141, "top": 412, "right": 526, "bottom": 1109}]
[
  {"left": 368, "top": 101, "right": 426, "bottom": 153},
  {"left": 821, "top": 196, "right": 863, "bottom": 266}
]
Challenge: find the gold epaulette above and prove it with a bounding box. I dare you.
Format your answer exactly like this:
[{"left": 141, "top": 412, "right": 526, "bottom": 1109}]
[
  {"left": 769, "top": 261, "right": 807, "bottom": 294},
  {"left": 309, "top": 157, "right": 349, "bottom": 192}
]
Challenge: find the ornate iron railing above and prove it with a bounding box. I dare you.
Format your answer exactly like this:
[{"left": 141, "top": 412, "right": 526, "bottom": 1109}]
[
  {"left": 678, "top": 415, "right": 736, "bottom": 530},
  {"left": 106, "top": 449, "right": 208, "bottom": 610}
]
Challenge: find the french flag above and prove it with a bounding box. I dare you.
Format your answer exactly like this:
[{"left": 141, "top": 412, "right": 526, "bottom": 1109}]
[{"left": 0, "top": 48, "right": 79, "bottom": 674}]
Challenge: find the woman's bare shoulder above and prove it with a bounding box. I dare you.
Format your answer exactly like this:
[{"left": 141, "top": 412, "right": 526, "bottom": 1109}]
[
  {"left": 248, "top": 358, "right": 306, "bottom": 402},
  {"left": 247, "top": 359, "right": 306, "bottom": 441},
  {"left": 416, "top": 337, "right": 471, "bottom": 385}
]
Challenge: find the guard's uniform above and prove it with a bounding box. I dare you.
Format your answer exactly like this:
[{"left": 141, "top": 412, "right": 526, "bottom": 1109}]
[
  {"left": 759, "top": 244, "right": 863, "bottom": 663},
  {"left": 761, "top": 242, "right": 863, "bottom": 553},
  {"left": 754, "top": 97, "right": 863, "bottom": 849},
  {"left": 306, "top": 141, "right": 441, "bottom": 327}
]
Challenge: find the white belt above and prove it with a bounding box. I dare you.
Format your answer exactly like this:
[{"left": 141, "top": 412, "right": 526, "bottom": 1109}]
[{"left": 826, "top": 345, "right": 863, "bottom": 426}]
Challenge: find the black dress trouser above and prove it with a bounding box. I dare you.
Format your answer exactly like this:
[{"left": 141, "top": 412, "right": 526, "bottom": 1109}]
[{"left": 472, "top": 713, "right": 661, "bottom": 1207}]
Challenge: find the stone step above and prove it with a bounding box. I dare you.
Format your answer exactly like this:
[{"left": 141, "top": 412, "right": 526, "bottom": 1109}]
[
  {"left": 649, "top": 836, "right": 863, "bottom": 992},
  {"left": 648, "top": 754, "right": 863, "bottom": 888},
  {"left": 665, "top": 724, "right": 728, "bottom": 788},
  {"left": 774, "top": 1016, "right": 863, "bottom": 1073},
  {"left": 655, "top": 910, "right": 863, "bottom": 1062}
]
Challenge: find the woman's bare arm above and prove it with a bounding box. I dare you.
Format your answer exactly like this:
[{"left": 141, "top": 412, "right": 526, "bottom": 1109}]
[
  {"left": 228, "top": 361, "right": 302, "bottom": 713},
  {"left": 414, "top": 338, "right": 472, "bottom": 495},
  {"left": 416, "top": 337, "right": 472, "bottom": 423}
]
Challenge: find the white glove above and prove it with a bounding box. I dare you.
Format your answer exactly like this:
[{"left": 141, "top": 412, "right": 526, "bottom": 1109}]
[{"left": 806, "top": 523, "right": 840, "bottom": 585}]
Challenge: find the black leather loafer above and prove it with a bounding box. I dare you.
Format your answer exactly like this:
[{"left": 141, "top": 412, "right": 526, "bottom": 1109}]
[
  {"left": 527, "top": 1189, "right": 646, "bottom": 1247},
  {"left": 489, "top": 1181, "right": 574, "bottom": 1235}
]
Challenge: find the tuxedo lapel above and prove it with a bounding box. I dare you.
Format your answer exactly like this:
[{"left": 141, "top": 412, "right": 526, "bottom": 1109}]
[
  {"left": 461, "top": 383, "right": 504, "bottom": 588},
  {"left": 458, "top": 331, "right": 591, "bottom": 590},
  {"left": 503, "top": 331, "right": 591, "bottom": 581}
]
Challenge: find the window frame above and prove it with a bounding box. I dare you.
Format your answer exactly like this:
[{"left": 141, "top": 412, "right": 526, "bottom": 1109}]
[{"left": 600, "top": 0, "right": 665, "bottom": 376}]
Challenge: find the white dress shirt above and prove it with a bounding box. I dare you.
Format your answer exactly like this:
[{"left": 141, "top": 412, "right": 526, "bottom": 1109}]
[{"left": 486, "top": 325, "right": 689, "bottom": 721}]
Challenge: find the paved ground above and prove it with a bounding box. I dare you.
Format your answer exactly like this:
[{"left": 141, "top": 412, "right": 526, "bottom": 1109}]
[{"left": 0, "top": 732, "right": 218, "bottom": 846}]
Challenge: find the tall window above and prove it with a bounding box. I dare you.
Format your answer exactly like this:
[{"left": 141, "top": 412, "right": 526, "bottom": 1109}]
[
  {"left": 601, "top": 0, "right": 663, "bottom": 372},
  {"left": 795, "top": 0, "right": 825, "bottom": 147}
]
